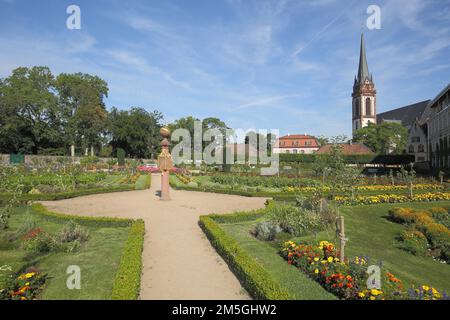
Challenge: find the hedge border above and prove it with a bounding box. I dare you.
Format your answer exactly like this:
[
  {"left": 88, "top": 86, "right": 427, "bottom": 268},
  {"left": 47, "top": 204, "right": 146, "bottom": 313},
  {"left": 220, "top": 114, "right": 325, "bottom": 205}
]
[
  {"left": 199, "top": 213, "right": 294, "bottom": 300},
  {"left": 31, "top": 203, "right": 133, "bottom": 227},
  {"left": 0, "top": 185, "right": 136, "bottom": 202},
  {"left": 111, "top": 219, "right": 145, "bottom": 300},
  {"left": 30, "top": 203, "right": 145, "bottom": 300}
]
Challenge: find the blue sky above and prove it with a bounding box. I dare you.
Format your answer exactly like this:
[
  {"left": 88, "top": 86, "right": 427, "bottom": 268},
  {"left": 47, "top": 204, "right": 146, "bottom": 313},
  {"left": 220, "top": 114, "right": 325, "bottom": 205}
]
[{"left": 0, "top": 0, "right": 449, "bottom": 138}]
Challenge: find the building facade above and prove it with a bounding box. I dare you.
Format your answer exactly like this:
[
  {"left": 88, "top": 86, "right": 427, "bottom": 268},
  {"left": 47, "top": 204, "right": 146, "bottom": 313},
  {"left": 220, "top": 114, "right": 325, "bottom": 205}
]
[
  {"left": 426, "top": 84, "right": 450, "bottom": 170},
  {"left": 352, "top": 33, "right": 377, "bottom": 136},
  {"left": 408, "top": 120, "right": 428, "bottom": 162},
  {"left": 273, "top": 134, "right": 319, "bottom": 154}
]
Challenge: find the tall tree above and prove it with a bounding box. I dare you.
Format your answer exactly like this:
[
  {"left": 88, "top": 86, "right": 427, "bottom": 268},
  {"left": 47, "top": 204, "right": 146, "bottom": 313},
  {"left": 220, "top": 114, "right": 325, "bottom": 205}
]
[
  {"left": 55, "top": 73, "right": 109, "bottom": 155},
  {"left": 353, "top": 122, "right": 408, "bottom": 155},
  {"left": 0, "top": 66, "right": 64, "bottom": 154},
  {"left": 109, "top": 107, "right": 163, "bottom": 159}
]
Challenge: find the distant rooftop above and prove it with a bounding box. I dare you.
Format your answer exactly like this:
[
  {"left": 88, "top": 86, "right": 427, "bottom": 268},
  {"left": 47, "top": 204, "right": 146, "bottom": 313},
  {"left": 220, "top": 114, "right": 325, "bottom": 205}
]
[
  {"left": 316, "top": 143, "right": 374, "bottom": 155},
  {"left": 377, "top": 100, "right": 430, "bottom": 129}
]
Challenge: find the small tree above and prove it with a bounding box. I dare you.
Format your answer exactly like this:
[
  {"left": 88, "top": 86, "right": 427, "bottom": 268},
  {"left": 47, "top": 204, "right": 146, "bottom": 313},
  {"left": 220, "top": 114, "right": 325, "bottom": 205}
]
[{"left": 117, "top": 148, "right": 126, "bottom": 166}]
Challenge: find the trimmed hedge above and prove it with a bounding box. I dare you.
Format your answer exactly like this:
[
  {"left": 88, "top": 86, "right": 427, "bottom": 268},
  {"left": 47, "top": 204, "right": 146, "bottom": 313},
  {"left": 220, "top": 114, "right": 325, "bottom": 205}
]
[
  {"left": 0, "top": 185, "right": 135, "bottom": 202},
  {"left": 199, "top": 214, "right": 294, "bottom": 300},
  {"left": 31, "top": 203, "right": 133, "bottom": 227},
  {"left": 206, "top": 209, "right": 266, "bottom": 224},
  {"left": 111, "top": 219, "right": 145, "bottom": 300},
  {"left": 279, "top": 153, "right": 415, "bottom": 165}
]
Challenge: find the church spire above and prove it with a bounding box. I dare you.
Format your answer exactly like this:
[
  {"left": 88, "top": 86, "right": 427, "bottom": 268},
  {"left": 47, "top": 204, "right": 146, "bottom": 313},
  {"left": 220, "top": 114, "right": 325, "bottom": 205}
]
[{"left": 357, "top": 33, "right": 370, "bottom": 84}]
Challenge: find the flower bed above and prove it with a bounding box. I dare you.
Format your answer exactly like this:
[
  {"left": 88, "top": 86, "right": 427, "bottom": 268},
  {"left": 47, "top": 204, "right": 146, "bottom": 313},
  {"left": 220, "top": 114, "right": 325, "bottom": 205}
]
[
  {"left": 335, "top": 192, "right": 450, "bottom": 205},
  {"left": 0, "top": 270, "right": 47, "bottom": 300},
  {"left": 280, "top": 240, "right": 448, "bottom": 300},
  {"left": 284, "top": 184, "right": 444, "bottom": 193}
]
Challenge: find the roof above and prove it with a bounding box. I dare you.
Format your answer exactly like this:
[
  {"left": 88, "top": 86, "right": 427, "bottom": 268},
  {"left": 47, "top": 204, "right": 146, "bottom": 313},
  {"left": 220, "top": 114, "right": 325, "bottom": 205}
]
[
  {"left": 316, "top": 143, "right": 374, "bottom": 155},
  {"left": 278, "top": 134, "right": 316, "bottom": 140},
  {"left": 356, "top": 33, "right": 371, "bottom": 84},
  {"left": 428, "top": 83, "right": 450, "bottom": 108},
  {"left": 275, "top": 134, "right": 319, "bottom": 148},
  {"left": 377, "top": 100, "right": 430, "bottom": 129}
]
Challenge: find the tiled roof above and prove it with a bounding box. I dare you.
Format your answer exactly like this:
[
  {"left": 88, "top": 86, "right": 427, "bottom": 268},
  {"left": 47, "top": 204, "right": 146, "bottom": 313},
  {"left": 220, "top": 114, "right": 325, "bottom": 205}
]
[
  {"left": 316, "top": 143, "right": 374, "bottom": 155},
  {"left": 276, "top": 134, "right": 319, "bottom": 148},
  {"left": 377, "top": 100, "right": 430, "bottom": 129}
]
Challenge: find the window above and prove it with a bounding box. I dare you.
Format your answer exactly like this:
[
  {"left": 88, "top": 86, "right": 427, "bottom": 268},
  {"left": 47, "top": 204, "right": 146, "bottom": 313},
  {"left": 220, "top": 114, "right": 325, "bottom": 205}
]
[
  {"left": 418, "top": 144, "right": 425, "bottom": 153},
  {"left": 412, "top": 137, "right": 420, "bottom": 143},
  {"left": 409, "top": 145, "right": 415, "bottom": 153},
  {"left": 305, "top": 140, "right": 312, "bottom": 146},
  {"left": 293, "top": 149, "right": 298, "bottom": 154},
  {"left": 354, "top": 99, "right": 360, "bottom": 117},
  {"left": 285, "top": 150, "right": 290, "bottom": 154},
  {"left": 365, "top": 97, "right": 371, "bottom": 116}
]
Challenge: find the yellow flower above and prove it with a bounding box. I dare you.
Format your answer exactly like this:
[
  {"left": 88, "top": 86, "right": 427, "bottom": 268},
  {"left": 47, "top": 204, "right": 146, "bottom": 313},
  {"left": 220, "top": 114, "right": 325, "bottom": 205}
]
[
  {"left": 327, "top": 256, "right": 333, "bottom": 263},
  {"left": 25, "top": 272, "right": 35, "bottom": 279},
  {"left": 314, "top": 269, "right": 319, "bottom": 274},
  {"left": 370, "top": 296, "right": 376, "bottom": 300},
  {"left": 314, "top": 257, "right": 319, "bottom": 262},
  {"left": 358, "top": 292, "right": 365, "bottom": 298},
  {"left": 370, "top": 289, "right": 382, "bottom": 296}
]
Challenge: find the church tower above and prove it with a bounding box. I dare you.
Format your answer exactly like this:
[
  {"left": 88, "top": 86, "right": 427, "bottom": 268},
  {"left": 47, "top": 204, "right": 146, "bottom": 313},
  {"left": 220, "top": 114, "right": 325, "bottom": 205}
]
[{"left": 352, "top": 33, "right": 376, "bottom": 136}]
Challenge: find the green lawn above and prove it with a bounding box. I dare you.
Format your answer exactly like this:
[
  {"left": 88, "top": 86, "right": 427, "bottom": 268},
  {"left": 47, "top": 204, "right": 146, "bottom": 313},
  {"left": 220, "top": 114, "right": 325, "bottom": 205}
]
[
  {"left": 219, "top": 201, "right": 450, "bottom": 299},
  {"left": 0, "top": 206, "right": 130, "bottom": 299}
]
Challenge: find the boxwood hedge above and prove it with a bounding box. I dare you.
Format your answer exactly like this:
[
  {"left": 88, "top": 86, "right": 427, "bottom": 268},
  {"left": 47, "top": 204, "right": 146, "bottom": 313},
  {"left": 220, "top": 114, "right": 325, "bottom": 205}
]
[{"left": 199, "top": 214, "right": 294, "bottom": 300}]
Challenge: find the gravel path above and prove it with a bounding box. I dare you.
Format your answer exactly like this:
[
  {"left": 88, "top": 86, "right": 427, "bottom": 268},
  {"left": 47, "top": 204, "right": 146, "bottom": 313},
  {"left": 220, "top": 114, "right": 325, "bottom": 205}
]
[{"left": 40, "top": 174, "right": 267, "bottom": 300}]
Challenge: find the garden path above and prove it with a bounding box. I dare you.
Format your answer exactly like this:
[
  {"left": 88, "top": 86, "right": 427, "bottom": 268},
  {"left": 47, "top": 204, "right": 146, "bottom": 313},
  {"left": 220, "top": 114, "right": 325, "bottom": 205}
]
[{"left": 40, "top": 174, "right": 267, "bottom": 300}]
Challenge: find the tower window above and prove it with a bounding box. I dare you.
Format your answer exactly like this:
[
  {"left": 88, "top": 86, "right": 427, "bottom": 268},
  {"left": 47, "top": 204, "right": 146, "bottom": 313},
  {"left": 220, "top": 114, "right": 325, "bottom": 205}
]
[
  {"left": 354, "top": 99, "right": 360, "bottom": 117},
  {"left": 366, "top": 98, "right": 371, "bottom": 116}
]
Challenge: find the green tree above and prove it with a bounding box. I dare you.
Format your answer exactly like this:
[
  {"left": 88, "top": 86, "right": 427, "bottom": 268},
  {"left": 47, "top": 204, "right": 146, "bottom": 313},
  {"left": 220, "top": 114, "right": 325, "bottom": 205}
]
[
  {"left": 353, "top": 122, "right": 408, "bottom": 154},
  {"left": 0, "top": 66, "right": 65, "bottom": 154},
  {"left": 108, "top": 107, "right": 163, "bottom": 159},
  {"left": 55, "top": 73, "right": 109, "bottom": 155}
]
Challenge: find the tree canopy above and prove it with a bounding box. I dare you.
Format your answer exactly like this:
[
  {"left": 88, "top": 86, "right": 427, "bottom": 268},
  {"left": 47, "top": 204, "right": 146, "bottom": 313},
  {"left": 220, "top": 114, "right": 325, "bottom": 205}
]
[{"left": 353, "top": 122, "right": 408, "bottom": 155}]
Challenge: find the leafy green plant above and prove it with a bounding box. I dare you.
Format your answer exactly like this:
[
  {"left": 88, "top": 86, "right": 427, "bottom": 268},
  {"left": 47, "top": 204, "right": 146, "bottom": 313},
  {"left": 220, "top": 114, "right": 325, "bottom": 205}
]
[
  {"left": 266, "top": 202, "right": 325, "bottom": 237},
  {"left": 57, "top": 221, "right": 90, "bottom": 243},
  {"left": 251, "top": 221, "right": 282, "bottom": 241},
  {"left": 397, "top": 229, "right": 428, "bottom": 256}
]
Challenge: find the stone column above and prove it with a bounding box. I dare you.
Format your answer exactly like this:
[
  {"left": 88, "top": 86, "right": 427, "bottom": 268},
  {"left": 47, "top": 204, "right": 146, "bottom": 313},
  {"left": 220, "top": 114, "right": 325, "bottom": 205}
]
[{"left": 158, "top": 127, "right": 173, "bottom": 201}]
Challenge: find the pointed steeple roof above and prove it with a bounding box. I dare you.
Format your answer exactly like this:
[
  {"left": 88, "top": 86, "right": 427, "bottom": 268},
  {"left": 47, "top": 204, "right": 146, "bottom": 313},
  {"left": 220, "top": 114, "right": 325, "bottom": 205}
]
[{"left": 357, "top": 33, "right": 371, "bottom": 84}]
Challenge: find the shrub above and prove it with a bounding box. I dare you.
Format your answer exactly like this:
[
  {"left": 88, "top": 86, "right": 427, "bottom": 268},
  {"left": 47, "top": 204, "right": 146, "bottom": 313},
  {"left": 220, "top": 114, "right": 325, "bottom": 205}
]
[
  {"left": 251, "top": 221, "right": 282, "bottom": 241},
  {"left": 429, "top": 207, "right": 450, "bottom": 228},
  {"left": 397, "top": 229, "right": 428, "bottom": 256},
  {"left": 57, "top": 221, "right": 90, "bottom": 243},
  {"left": 111, "top": 220, "right": 145, "bottom": 300},
  {"left": 388, "top": 208, "right": 416, "bottom": 224},
  {"left": 22, "top": 228, "right": 57, "bottom": 254},
  {"left": 266, "top": 202, "right": 325, "bottom": 237},
  {"left": 117, "top": 148, "right": 126, "bottom": 166}
]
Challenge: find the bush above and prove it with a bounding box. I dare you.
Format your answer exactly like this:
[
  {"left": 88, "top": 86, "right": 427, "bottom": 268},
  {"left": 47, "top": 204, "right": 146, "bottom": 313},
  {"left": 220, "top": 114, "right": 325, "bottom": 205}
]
[
  {"left": 22, "top": 228, "right": 57, "bottom": 254},
  {"left": 397, "top": 229, "right": 428, "bottom": 256},
  {"left": 111, "top": 220, "right": 145, "bottom": 300},
  {"left": 117, "top": 148, "right": 126, "bottom": 166},
  {"left": 266, "top": 202, "right": 325, "bottom": 237},
  {"left": 57, "top": 221, "right": 90, "bottom": 243},
  {"left": 388, "top": 208, "right": 417, "bottom": 224},
  {"left": 429, "top": 207, "right": 450, "bottom": 228},
  {"left": 251, "top": 221, "right": 282, "bottom": 241}
]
